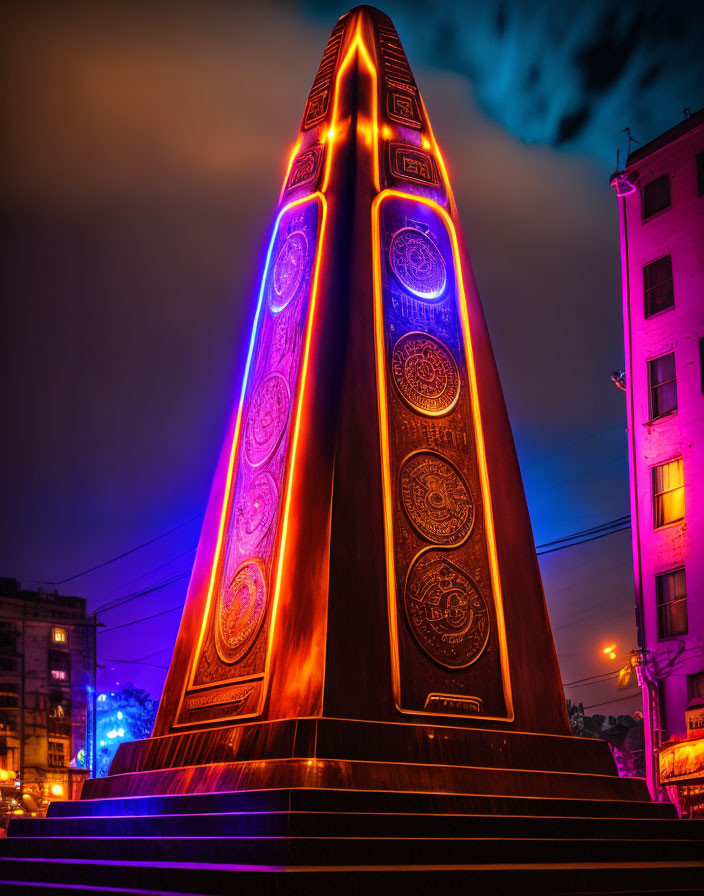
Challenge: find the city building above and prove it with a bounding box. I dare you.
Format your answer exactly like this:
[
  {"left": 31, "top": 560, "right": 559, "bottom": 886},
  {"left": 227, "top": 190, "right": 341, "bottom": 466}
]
[
  {"left": 0, "top": 578, "right": 96, "bottom": 816},
  {"left": 612, "top": 109, "right": 704, "bottom": 810}
]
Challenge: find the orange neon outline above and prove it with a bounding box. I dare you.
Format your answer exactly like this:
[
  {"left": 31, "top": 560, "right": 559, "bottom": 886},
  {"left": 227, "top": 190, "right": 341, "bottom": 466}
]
[
  {"left": 174, "top": 191, "right": 328, "bottom": 726},
  {"left": 322, "top": 18, "right": 380, "bottom": 194},
  {"left": 372, "top": 188, "right": 514, "bottom": 723}
]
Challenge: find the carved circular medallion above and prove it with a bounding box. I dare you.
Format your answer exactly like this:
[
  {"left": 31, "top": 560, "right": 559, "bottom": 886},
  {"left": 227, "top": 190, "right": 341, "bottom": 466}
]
[
  {"left": 404, "top": 553, "right": 489, "bottom": 668},
  {"left": 389, "top": 227, "right": 446, "bottom": 300},
  {"left": 400, "top": 452, "right": 474, "bottom": 545},
  {"left": 216, "top": 560, "right": 267, "bottom": 664},
  {"left": 234, "top": 471, "right": 278, "bottom": 554},
  {"left": 244, "top": 373, "right": 290, "bottom": 467},
  {"left": 391, "top": 332, "right": 459, "bottom": 416},
  {"left": 270, "top": 230, "right": 308, "bottom": 313}
]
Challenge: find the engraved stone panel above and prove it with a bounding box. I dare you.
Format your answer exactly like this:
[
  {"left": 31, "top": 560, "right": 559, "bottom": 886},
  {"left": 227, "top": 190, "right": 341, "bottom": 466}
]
[
  {"left": 391, "top": 332, "right": 459, "bottom": 416},
  {"left": 405, "top": 553, "right": 490, "bottom": 668},
  {"left": 389, "top": 227, "right": 446, "bottom": 300},
  {"left": 270, "top": 231, "right": 308, "bottom": 313},
  {"left": 233, "top": 471, "right": 278, "bottom": 554},
  {"left": 390, "top": 143, "right": 439, "bottom": 186},
  {"left": 386, "top": 90, "right": 422, "bottom": 128},
  {"left": 215, "top": 560, "right": 267, "bottom": 665},
  {"left": 244, "top": 373, "right": 290, "bottom": 468},
  {"left": 287, "top": 146, "right": 323, "bottom": 191},
  {"left": 400, "top": 451, "right": 474, "bottom": 545}
]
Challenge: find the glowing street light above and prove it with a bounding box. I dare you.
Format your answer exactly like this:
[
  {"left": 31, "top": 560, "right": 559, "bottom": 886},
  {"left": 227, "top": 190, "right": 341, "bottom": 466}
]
[{"left": 603, "top": 644, "right": 617, "bottom": 661}]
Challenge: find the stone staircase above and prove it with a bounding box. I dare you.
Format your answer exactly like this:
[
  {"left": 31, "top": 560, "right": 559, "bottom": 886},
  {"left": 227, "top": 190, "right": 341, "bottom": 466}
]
[{"left": 0, "top": 784, "right": 702, "bottom": 894}]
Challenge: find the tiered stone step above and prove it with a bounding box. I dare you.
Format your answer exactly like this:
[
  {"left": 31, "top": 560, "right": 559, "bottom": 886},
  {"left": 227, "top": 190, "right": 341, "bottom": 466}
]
[{"left": 0, "top": 786, "right": 702, "bottom": 894}]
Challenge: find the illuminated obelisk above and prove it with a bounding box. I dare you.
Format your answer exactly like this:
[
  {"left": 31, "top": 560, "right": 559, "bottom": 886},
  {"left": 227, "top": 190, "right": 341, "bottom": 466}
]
[{"left": 84, "top": 6, "right": 625, "bottom": 797}]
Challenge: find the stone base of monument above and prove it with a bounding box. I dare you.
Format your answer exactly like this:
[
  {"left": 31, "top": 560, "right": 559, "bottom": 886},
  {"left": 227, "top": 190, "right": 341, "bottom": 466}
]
[{"left": 1, "top": 718, "right": 702, "bottom": 893}]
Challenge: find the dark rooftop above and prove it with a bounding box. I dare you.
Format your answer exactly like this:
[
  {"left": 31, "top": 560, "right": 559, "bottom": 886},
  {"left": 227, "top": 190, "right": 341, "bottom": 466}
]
[{"left": 626, "top": 108, "right": 704, "bottom": 167}]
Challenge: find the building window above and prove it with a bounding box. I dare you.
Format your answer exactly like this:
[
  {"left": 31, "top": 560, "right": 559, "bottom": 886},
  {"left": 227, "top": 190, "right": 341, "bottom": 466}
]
[
  {"left": 642, "top": 173, "right": 670, "bottom": 220},
  {"left": 51, "top": 627, "right": 67, "bottom": 645},
  {"left": 648, "top": 352, "right": 677, "bottom": 419},
  {"left": 48, "top": 740, "right": 66, "bottom": 769},
  {"left": 700, "top": 337, "right": 704, "bottom": 394},
  {"left": 643, "top": 255, "right": 674, "bottom": 317},
  {"left": 698, "top": 151, "right": 704, "bottom": 197},
  {"left": 652, "top": 457, "right": 684, "bottom": 528},
  {"left": 689, "top": 670, "right": 704, "bottom": 702},
  {"left": 48, "top": 650, "right": 70, "bottom": 683},
  {"left": 0, "top": 683, "right": 19, "bottom": 708},
  {"left": 656, "top": 568, "right": 687, "bottom": 639}
]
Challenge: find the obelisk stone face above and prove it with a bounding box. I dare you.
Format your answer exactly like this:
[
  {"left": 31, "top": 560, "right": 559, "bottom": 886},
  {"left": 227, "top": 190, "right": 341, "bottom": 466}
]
[{"left": 152, "top": 5, "right": 569, "bottom": 742}]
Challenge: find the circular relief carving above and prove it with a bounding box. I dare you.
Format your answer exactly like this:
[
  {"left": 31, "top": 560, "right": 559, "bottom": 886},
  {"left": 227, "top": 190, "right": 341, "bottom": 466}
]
[
  {"left": 391, "top": 332, "right": 460, "bottom": 416},
  {"left": 404, "top": 553, "right": 490, "bottom": 668},
  {"left": 233, "top": 471, "right": 278, "bottom": 554},
  {"left": 389, "top": 227, "right": 446, "bottom": 300},
  {"left": 244, "top": 373, "right": 290, "bottom": 467},
  {"left": 270, "top": 230, "right": 308, "bottom": 313},
  {"left": 216, "top": 560, "right": 267, "bottom": 664},
  {"left": 400, "top": 452, "right": 474, "bottom": 545}
]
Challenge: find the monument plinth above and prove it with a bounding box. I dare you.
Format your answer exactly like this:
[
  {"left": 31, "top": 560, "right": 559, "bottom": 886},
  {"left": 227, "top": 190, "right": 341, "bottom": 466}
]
[{"left": 4, "top": 8, "right": 701, "bottom": 893}]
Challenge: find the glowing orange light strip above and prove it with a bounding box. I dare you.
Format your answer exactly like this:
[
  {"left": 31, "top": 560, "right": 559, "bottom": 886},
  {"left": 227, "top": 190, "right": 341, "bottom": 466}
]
[
  {"left": 322, "top": 18, "right": 380, "bottom": 194},
  {"left": 180, "top": 191, "right": 327, "bottom": 713},
  {"left": 371, "top": 189, "right": 514, "bottom": 722}
]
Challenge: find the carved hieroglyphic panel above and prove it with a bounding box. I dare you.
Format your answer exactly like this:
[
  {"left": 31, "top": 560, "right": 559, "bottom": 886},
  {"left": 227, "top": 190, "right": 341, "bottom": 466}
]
[
  {"left": 179, "top": 197, "right": 321, "bottom": 726},
  {"left": 377, "top": 193, "right": 509, "bottom": 719},
  {"left": 287, "top": 146, "right": 323, "bottom": 193},
  {"left": 405, "top": 552, "right": 489, "bottom": 667},
  {"left": 391, "top": 332, "right": 459, "bottom": 416},
  {"left": 303, "top": 20, "right": 344, "bottom": 129},
  {"left": 386, "top": 91, "right": 422, "bottom": 128},
  {"left": 389, "top": 143, "right": 439, "bottom": 187},
  {"left": 399, "top": 451, "right": 474, "bottom": 546},
  {"left": 389, "top": 228, "right": 446, "bottom": 299}
]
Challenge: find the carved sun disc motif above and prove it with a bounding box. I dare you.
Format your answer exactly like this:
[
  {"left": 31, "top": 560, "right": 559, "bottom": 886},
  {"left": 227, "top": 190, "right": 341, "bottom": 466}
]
[
  {"left": 400, "top": 452, "right": 474, "bottom": 545},
  {"left": 244, "top": 373, "right": 290, "bottom": 467},
  {"left": 389, "top": 227, "right": 446, "bottom": 300},
  {"left": 270, "top": 230, "right": 308, "bottom": 313},
  {"left": 391, "top": 332, "right": 459, "bottom": 416},
  {"left": 405, "top": 553, "right": 490, "bottom": 668},
  {"left": 216, "top": 560, "right": 267, "bottom": 664}
]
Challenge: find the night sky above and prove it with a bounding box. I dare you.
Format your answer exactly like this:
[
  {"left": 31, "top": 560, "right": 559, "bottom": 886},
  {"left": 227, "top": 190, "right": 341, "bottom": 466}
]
[{"left": 3, "top": 0, "right": 703, "bottom": 717}]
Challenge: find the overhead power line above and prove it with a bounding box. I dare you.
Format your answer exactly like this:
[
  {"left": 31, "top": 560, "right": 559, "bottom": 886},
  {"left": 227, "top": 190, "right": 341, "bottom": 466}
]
[
  {"left": 38, "top": 513, "right": 202, "bottom": 585},
  {"left": 102, "top": 658, "right": 169, "bottom": 669},
  {"left": 536, "top": 517, "right": 631, "bottom": 556},
  {"left": 536, "top": 516, "right": 630, "bottom": 550},
  {"left": 98, "top": 604, "right": 183, "bottom": 635},
  {"left": 92, "top": 571, "right": 190, "bottom": 615}
]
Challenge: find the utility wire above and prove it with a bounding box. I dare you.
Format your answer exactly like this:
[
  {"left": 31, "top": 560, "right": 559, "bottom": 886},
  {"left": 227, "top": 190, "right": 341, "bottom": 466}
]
[
  {"left": 98, "top": 604, "right": 183, "bottom": 635},
  {"left": 38, "top": 513, "right": 202, "bottom": 585},
  {"left": 102, "top": 658, "right": 169, "bottom": 669},
  {"left": 536, "top": 521, "right": 631, "bottom": 556},
  {"left": 563, "top": 668, "right": 624, "bottom": 687},
  {"left": 536, "top": 516, "right": 630, "bottom": 550},
  {"left": 92, "top": 571, "right": 190, "bottom": 615}
]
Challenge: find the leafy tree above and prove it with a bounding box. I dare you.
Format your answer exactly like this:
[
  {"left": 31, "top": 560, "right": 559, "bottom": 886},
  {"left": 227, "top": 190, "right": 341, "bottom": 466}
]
[{"left": 96, "top": 684, "right": 158, "bottom": 777}]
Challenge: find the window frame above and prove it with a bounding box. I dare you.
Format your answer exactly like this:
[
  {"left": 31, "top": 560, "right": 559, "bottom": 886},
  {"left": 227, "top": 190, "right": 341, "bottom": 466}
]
[
  {"left": 655, "top": 566, "right": 688, "bottom": 640},
  {"left": 651, "top": 456, "right": 684, "bottom": 529},
  {"left": 648, "top": 351, "right": 677, "bottom": 421},
  {"left": 641, "top": 173, "right": 671, "bottom": 221},
  {"left": 643, "top": 254, "right": 674, "bottom": 318}
]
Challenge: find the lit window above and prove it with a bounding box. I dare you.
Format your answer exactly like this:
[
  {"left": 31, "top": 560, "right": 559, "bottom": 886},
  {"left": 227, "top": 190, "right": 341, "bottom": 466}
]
[
  {"left": 652, "top": 457, "right": 684, "bottom": 528},
  {"left": 643, "top": 255, "right": 673, "bottom": 317},
  {"left": 648, "top": 352, "right": 677, "bottom": 419},
  {"left": 642, "top": 173, "right": 670, "bottom": 220},
  {"left": 656, "top": 568, "right": 687, "bottom": 639},
  {"left": 51, "top": 627, "right": 67, "bottom": 644},
  {"left": 689, "top": 670, "right": 704, "bottom": 702},
  {"left": 51, "top": 670, "right": 67, "bottom": 681}
]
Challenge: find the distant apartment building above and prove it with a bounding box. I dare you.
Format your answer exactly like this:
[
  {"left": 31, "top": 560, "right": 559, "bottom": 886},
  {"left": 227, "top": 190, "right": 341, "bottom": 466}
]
[
  {"left": 612, "top": 110, "right": 704, "bottom": 809},
  {"left": 0, "top": 578, "right": 96, "bottom": 811}
]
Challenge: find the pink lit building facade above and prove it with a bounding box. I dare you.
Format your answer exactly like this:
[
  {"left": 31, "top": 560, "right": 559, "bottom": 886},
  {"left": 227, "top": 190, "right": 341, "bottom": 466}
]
[{"left": 612, "top": 110, "right": 704, "bottom": 803}]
